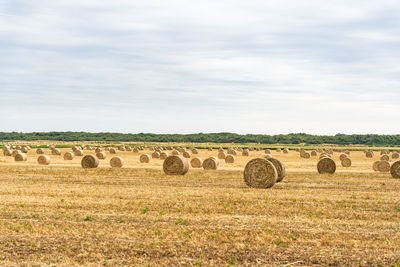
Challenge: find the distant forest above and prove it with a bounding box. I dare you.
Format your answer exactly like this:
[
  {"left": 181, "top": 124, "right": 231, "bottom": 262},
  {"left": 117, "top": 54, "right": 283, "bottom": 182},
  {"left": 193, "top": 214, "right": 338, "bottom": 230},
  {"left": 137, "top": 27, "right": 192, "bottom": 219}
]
[{"left": 0, "top": 132, "right": 400, "bottom": 146}]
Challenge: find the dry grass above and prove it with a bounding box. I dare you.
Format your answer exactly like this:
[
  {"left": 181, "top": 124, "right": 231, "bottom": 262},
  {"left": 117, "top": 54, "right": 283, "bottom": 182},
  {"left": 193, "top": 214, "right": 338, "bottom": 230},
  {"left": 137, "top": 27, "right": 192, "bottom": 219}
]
[{"left": 0, "top": 147, "right": 400, "bottom": 266}]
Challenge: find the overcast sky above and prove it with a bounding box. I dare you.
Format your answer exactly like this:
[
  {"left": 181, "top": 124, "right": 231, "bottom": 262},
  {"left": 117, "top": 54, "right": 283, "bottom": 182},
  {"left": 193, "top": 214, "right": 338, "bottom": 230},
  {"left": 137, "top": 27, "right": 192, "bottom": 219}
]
[{"left": 1, "top": 1, "right": 399, "bottom": 135}]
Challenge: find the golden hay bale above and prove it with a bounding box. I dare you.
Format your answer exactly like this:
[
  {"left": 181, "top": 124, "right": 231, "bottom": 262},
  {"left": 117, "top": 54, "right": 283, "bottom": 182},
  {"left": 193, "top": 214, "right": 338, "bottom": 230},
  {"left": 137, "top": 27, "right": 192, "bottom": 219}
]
[
  {"left": 3, "top": 149, "right": 12, "bottom": 156},
  {"left": 178, "top": 148, "right": 186, "bottom": 153},
  {"left": 37, "top": 155, "right": 50, "bottom": 165},
  {"left": 72, "top": 146, "right": 79, "bottom": 152},
  {"left": 377, "top": 160, "right": 390, "bottom": 172},
  {"left": 52, "top": 149, "right": 61, "bottom": 155},
  {"left": 265, "top": 149, "right": 271, "bottom": 154},
  {"left": 12, "top": 150, "right": 22, "bottom": 157},
  {"left": 225, "top": 155, "right": 235, "bottom": 163},
  {"left": 283, "top": 148, "right": 289, "bottom": 154},
  {"left": 339, "top": 154, "right": 347, "bottom": 161},
  {"left": 63, "top": 152, "right": 74, "bottom": 160},
  {"left": 372, "top": 161, "right": 380, "bottom": 171},
  {"left": 49, "top": 145, "right": 55, "bottom": 150},
  {"left": 265, "top": 158, "right": 286, "bottom": 183},
  {"left": 190, "top": 157, "right": 203, "bottom": 168},
  {"left": 160, "top": 151, "right": 169, "bottom": 160},
  {"left": 81, "top": 155, "right": 99, "bottom": 168},
  {"left": 218, "top": 147, "right": 224, "bottom": 152},
  {"left": 227, "top": 148, "right": 237, "bottom": 155},
  {"left": 218, "top": 152, "right": 227, "bottom": 159},
  {"left": 203, "top": 157, "right": 219, "bottom": 170},
  {"left": 105, "top": 147, "right": 110, "bottom": 151},
  {"left": 380, "top": 155, "right": 390, "bottom": 161},
  {"left": 163, "top": 155, "right": 189, "bottom": 175},
  {"left": 96, "top": 152, "right": 106, "bottom": 160},
  {"left": 249, "top": 148, "right": 254, "bottom": 151},
  {"left": 172, "top": 150, "right": 180, "bottom": 156},
  {"left": 344, "top": 151, "right": 350, "bottom": 155},
  {"left": 276, "top": 148, "right": 282, "bottom": 153},
  {"left": 95, "top": 148, "right": 102, "bottom": 153},
  {"left": 16, "top": 146, "right": 22, "bottom": 150},
  {"left": 392, "top": 152, "right": 400, "bottom": 159},
  {"left": 208, "top": 148, "right": 213, "bottom": 151},
  {"left": 15, "top": 153, "right": 27, "bottom": 162},
  {"left": 126, "top": 147, "right": 132, "bottom": 151},
  {"left": 119, "top": 146, "right": 126, "bottom": 151},
  {"left": 74, "top": 150, "right": 83, "bottom": 156},
  {"left": 242, "top": 149, "right": 249, "bottom": 156},
  {"left": 192, "top": 148, "right": 199, "bottom": 154},
  {"left": 36, "top": 148, "right": 45, "bottom": 154},
  {"left": 311, "top": 150, "right": 317, "bottom": 156},
  {"left": 302, "top": 152, "right": 310, "bottom": 159},
  {"left": 2, "top": 145, "right": 10, "bottom": 151},
  {"left": 365, "top": 151, "right": 374, "bottom": 158},
  {"left": 133, "top": 147, "right": 139, "bottom": 153},
  {"left": 390, "top": 161, "right": 400, "bottom": 178},
  {"left": 295, "top": 148, "right": 300, "bottom": 152},
  {"left": 109, "top": 148, "right": 117, "bottom": 154},
  {"left": 244, "top": 158, "right": 277, "bottom": 189},
  {"left": 140, "top": 154, "right": 150, "bottom": 163},
  {"left": 317, "top": 158, "right": 336, "bottom": 174},
  {"left": 265, "top": 154, "right": 273, "bottom": 159},
  {"left": 110, "top": 156, "right": 124, "bottom": 168},
  {"left": 341, "top": 158, "right": 352, "bottom": 167},
  {"left": 183, "top": 151, "right": 192, "bottom": 158},
  {"left": 152, "top": 151, "right": 160, "bottom": 159},
  {"left": 21, "top": 147, "right": 29, "bottom": 153}
]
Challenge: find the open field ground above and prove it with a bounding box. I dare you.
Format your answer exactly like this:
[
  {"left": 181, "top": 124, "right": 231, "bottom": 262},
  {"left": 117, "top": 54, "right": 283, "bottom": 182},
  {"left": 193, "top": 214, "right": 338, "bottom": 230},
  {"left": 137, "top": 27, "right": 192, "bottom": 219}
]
[{"left": 1, "top": 146, "right": 400, "bottom": 266}]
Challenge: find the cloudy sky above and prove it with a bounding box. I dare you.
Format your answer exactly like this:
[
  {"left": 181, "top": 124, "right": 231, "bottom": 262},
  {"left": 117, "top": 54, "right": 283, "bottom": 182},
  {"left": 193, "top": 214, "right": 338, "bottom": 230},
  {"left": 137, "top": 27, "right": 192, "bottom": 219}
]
[{"left": 1, "top": 1, "right": 399, "bottom": 134}]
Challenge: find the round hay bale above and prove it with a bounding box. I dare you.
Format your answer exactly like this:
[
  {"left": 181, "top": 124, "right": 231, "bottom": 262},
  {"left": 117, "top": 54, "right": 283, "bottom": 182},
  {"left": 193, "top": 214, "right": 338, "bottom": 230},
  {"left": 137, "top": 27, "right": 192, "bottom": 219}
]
[
  {"left": 372, "top": 161, "right": 380, "bottom": 171},
  {"left": 190, "top": 157, "right": 203, "bottom": 168},
  {"left": 390, "top": 161, "right": 400, "bottom": 178},
  {"left": 81, "top": 155, "right": 99, "bottom": 168},
  {"left": 344, "top": 151, "right": 350, "bottom": 155},
  {"left": 109, "top": 148, "right": 116, "bottom": 154},
  {"left": 380, "top": 155, "right": 390, "bottom": 161},
  {"left": 265, "top": 149, "right": 271, "bottom": 154},
  {"left": 140, "top": 154, "right": 150, "bottom": 163},
  {"left": 192, "top": 148, "right": 199, "bottom": 154},
  {"left": 302, "top": 152, "right": 310, "bottom": 159},
  {"left": 311, "top": 150, "right": 317, "bottom": 157},
  {"left": 225, "top": 155, "right": 235, "bottom": 163},
  {"left": 163, "top": 155, "right": 189, "bottom": 175},
  {"left": 37, "top": 155, "right": 50, "bottom": 165},
  {"left": 227, "top": 148, "right": 237, "bottom": 155},
  {"left": 208, "top": 148, "right": 213, "bottom": 151},
  {"left": 119, "top": 146, "right": 126, "bottom": 151},
  {"left": 52, "top": 149, "right": 61, "bottom": 156},
  {"left": 265, "top": 154, "right": 273, "bottom": 159},
  {"left": 392, "top": 152, "right": 400, "bottom": 159},
  {"left": 2, "top": 146, "right": 10, "bottom": 151},
  {"left": 74, "top": 150, "right": 83, "bottom": 156},
  {"left": 317, "top": 158, "right": 336, "bottom": 174},
  {"left": 132, "top": 147, "right": 139, "bottom": 153},
  {"left": 265, "top": 158, "right": 286, "bottom": 183},
  {"left": 72, "top": 146, "right": 79, "bottom": 152},
  {"left": 152, "top": 151, "right": 160, "bottom": 159},
  {"left": 3, "top": 149, "right": 12, "bottom": 156},
  {"left": 15, "top": 153, "right": 27, "bottom": 162},
  {"left": 218, "top": 152, "right": 227, "bottom": 159},
  {"left": 203, "top": 157, "right": 219, "bottom": 170},
  {"left": 172, "top": 150, "right": 180, "bottom": 156},
  {"left": 365, "top": 151, "right": 374, "bottom": 158},
  {"left": 243, "top": 158, "right": 278, "bottom": 189},
  {"left": 242, "top": 149, "right": 249, "bottom": 156},
  {"left": 183, "top": 151, "right": 191, "bottom": 158},
  {"left": 16, "top": 146, "right": 22, "bottom": 150},
  {"left": 218, "top": 147, "right": 224, "bottom": 152},
  {"left": 36, "top": 148, "right": 45, "bottom": 154},
  {"left": 283, "top": 148, "right": 289, "bottom": 154},
  {"left": 110, "top": 156, "right": 124, "bottom": 168},
  {"left": 377, "top": 160, "right": 390, "bottom": 172},
  {"left": 160, "top": 151, "right": 169, "bottom": 160},
  {"left": 339, "top": 154, "right": 347, "bottom": 161},
  {"left": 64, "top": 152, "right": 74, "bottom": 160},
  {"left": 21, "top": 147, "right": 29, "bottom": 153},
  {"left": 341, "top": 157, "right": 352, "bottom": 167},
  {"left": 12, "top": 150, "right": 22, "bottom": 157},
  {"left": 96, "top": 152, "right": 106, "bottom": 160},
  {"left": 126, "top": 147, "right": 132, "bottom": 151},
  {"left": 95, "top": 148, "right": 102, "bottom": 153}
]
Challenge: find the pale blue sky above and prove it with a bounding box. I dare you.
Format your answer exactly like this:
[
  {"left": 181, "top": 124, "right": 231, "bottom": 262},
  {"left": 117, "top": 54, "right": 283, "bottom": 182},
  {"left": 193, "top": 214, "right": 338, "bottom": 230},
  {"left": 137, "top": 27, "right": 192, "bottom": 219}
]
[{"left": 1, "top": 0, "right": 399, "bottom": 134}]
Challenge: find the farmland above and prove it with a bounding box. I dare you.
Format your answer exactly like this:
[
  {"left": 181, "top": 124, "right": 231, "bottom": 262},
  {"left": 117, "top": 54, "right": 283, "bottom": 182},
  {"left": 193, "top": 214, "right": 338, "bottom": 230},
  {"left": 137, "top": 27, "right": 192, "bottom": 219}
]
[{"left": 1, "top": 144, "right": 400, "bottom": 266}]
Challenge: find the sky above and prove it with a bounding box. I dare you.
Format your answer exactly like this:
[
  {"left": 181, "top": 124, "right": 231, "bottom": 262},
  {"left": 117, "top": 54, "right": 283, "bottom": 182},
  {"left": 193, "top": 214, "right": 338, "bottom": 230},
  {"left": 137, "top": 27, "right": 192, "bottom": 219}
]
[{"left": 0, "top": 0, "right": 399, "bottom": 135}]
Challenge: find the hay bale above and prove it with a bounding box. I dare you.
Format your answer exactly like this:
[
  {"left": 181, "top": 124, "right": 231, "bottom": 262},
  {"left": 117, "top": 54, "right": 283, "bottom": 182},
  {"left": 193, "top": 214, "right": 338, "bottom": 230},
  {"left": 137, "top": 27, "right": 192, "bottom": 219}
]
[
  {"left": 392, "top": 152, "right": 400, "bottom": 159},
  {"left": 74, "top": 150, "right": 83, "bottom": 156},
  {"left": 96, "top": 152, "right": 106, "bottom": 160},
  {"left": 302, "top": 152, "right": 310, "bottom": 159},
  {"left": 81, "top": 155, "right": 99, "bottom": 168},
  {"left": 3, "top": 149, "right": 11, "bottom": 156},
  {"left": 372, "top": 161, "right": 380, "bottom": 171},
  {"left": 172, "top": 150, "right": 180, "bottom": 156},
  {"left": 276, "top": 148, "right": 282, "bottom": 153},
  {"left": 140, "top": 154, "right": 150, "bottom": 163},
  {"left": 265, "top": 149, "right": 271, "bottom": 154},
  {"left": 265, "top": 154, "right": 273, "bottom": 159},
  {"left": 163, "top": 155, "right": 189, "bottom": 175},
  {"left": 208, "top": 148, "right": 213, "bottom": 151},
  {"left": 64, "top": 152, "right": 74, "bottom": 160},
  {"left": 317, "top": 158, "right": 336, "bottom": 174},
  {"left": 52, "top": 149, "right": 61, "bottom": 155},
  {"left": 218, "top": 152, "right": 227, "bottom": 159},
  {"left": 227, "top": 148, "right": 237, "bottom": 155},
  {"left": 72, "top": 146, "right": 79, "bottom": 152},
  {"left": 311, "top": 150, "right": 317, "bottom": 156},
  {"left": 377, "top": 160, "right": 390, "bottom": 172},
  {"left": 390, "top": 161, "right": 400, "bottom": 178},
  {"left": 37, "top": 155, "right": 50, "bottom": 165},
  {"left": 110, "top": 156, "right": 124, "bottom": 168},
  {"left": 283, "top": 148, "right": 289, "bottom": 154},
  {"left": 265, "top": 158, "right": 286, "bottom": 182},
  {"left": 341, "top": 158, "right": 352, "bottom": 167},
  {"left": 344, "top": 151, "right": 350, "bottom": 155},
  {"left": 152, "top": 151, "right": 160, "bottom": 159},
  {"left": 109, "top": 148, "right": 116, "bottom": 154},
  {"left": 380, "top": 155, "right": 390, "bottom": 161},
  {"left": 183, "top": 151, "right": 191, "bottom": 158},
  {"left": 12, "top": 150, "right": 22, "bottom": 157},
  {"left": 242, "top": 149, "right": 249, "bottom": 156},
  {"left": 192, "top": 148, "right": 199, "bottom": 154},
  {"left": 160, "top": 151, "right": 169, "bottom": 160},
  {"left": 21, "top": 147, "right": 29, "bottom": 153},
  {"left": 126, "top": 147, "right": 132, "bottom": 151},
  {"left": 95, "top": 148, "right": 102, "bottom": 153},
  {"left": 36, "top": 148, "right": 45, "bottom": 154},
  {"left": 133, "top": 147, "right": 139, "bottom": 153},
  {"left": 365, "top": 151, "right": 374, "bottom": 158},
  {"left": 190, "top": 157, "right": 203, "bottom": 168},
  {"left": 203, "top": 157, "right": 219, "bottom": 170},
  {"left": 339, "top": 154, "right": 347, "bottom": 161},
  {"left": 119, "top": 146, "right": 126, "bottom": 151},
  {"left": 243, "top": 158, "right": 278, "bottom": 188},
  {"left": 15, "top": 153, "right": 27, "bottom": 162},
  {"left": 2, "top": 145, "right": 10, "bottom": 151},
  {"left": 225, "top": 155, "right": 235, "bottom": 163}
]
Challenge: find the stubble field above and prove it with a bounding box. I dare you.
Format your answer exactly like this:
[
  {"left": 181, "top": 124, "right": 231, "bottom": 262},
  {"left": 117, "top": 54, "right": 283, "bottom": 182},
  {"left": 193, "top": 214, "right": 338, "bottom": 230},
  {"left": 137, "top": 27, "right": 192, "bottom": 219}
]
[{"left": 0, "top": 146, "right": 400, "bottom": 266}]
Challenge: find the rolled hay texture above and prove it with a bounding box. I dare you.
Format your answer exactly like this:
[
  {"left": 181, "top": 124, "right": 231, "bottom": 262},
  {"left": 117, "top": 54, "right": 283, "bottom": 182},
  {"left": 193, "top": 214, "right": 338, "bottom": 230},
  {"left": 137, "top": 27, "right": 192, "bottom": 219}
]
[
  {"left": 183, "top": 151, "right": 192, "bottom": 158},
  {"left": 392, "top": 152, "right": 400, "bottom": 159},
  {"left": 36, "top": 148, "right": 45, "bottom": 154},
  {"left": 74, "top": 150, "right": 83, "bottom": 156},
  {"left": 140, "top": 154, "right": 150, "bottom": 163},
  {"left": 373, "top": 161, "right": 380, "bottom": 171},
  {"left": 160, "top": 152, "right": 169, "bottom": 160},
  {"left": 218, "top": 152, "right": 227, "bottom": 159},
  {"left": 109, "top": 148, "right": 117, "bottom": 154},
  {"left": 390, "top": 161, "right": 400, "bottom": 178},
  {"left": 2, "top": 146, "right": 10, "bottom": 151},
  {"left": 110, "top": 156, "right": 124, "bottom": 168},
  {"left": 265, "top": 154, "right": 273, "bottom": 159},
  {"left": 15, "top": 153, "right": 27, "bottom": 162},
  {"left": 192, "top": 149, "right": 199, "bottom": 154},
  {"left": 276, "top": 148, "right": 282, "bottom": 152},
  {"left": 377, "top": 160, "right": 391, "bottom": 172},
  {"left": 242, "top": 149, "right": 249, "bottom": 156},
  {"left": 126, "top": 147, "right": 132, "bottom": 151},
  {"left": 172, "top": 150, "right": 180, "bottom": 156},
  {"left": 16, "top": 146, "right": 22, "bottom": 150},
  {"left": 81, "top": 155, "right": 99, "bottom": 168},
  {"left": 380, "top": 155, "right": 390, "bottom": 161},
  {"left": 133, "top": 147, "right": 139, "bottom": 153},
  {"left": 344, "top": 151, "right": 350, "bottom": 155},
  {"left": 319, "top": 153, "right": 330, "bottom": 160},
  {"left": 163, "top": 155, "right": 189, "bottom": 175},
  {"left": 265, "top": 157, "right": 286, "bottom": 183},
  {"left": 12, "top": 150, "right": 23, "bottom": 157},
  {"left": 244, "top": 158, "right": 278, "bottom": 189},
  {"left": 152, "top": 151, "right": 160, "bottom": 159},
  {"left": 96, "top": 152, "right": 106, "bottom": 160},
  {"left": 311, "top": 150, "right": 317, "bottom": 156},
  {"left": 283, "top": 148, "right": 289, "bottom": 154},
  {"left": 95, "top": 148, "right": 102, "bottom": 153},
  {"left": 265, "top": 149, "right": 271, "bottom": 154},
  {"left": 365, "top": 151, "right": 374, "bottom": 158},
  {"left": 317, "top": 158, "right": 336, "bottom": 174},
  {"left": 190, "top": 157, "right": 203, "bottom": 168},
  {"left": 52, "top": 149, "right": 61, "bottom": 155},
  {"left": 21, "top": 147, "right": 29, "bottom": 153},
  {"left": 203, "top": 157, "right": 219, "bottom": 170},
  {"left": 3, "top": 149, "right": 12, "bottom": 156},
  {"left": 118, "top": 146, "right": 126, "bottom": 151},
  {"left": 225, "top": 155, "right": 235, "bottom": 163},
  {"left": 63, "top": 152, "right": 74, "bottom": 160},
  {"left": 302, "top": 152, "right": 310, "bottom": 159},
  {"left": 37, "top": 155, "right": 50, "bottom": 165},
  {"left": 208, "top": 148, "right": 213, "bottom": 151},
  {"left": 72, "top": 146, "right": 79, "bottom": 152},
  {"left": 341, "top": 157, "right": 352, "bottom": 167},
  {"left": 339, "top": 154, "right": 347, "bottom": 161},
  {"left": 218, "top": 147, "right": 224, "bottom": 152},
  {"left": 227, "top": 148, "right": 237, "bottom": 155}
]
